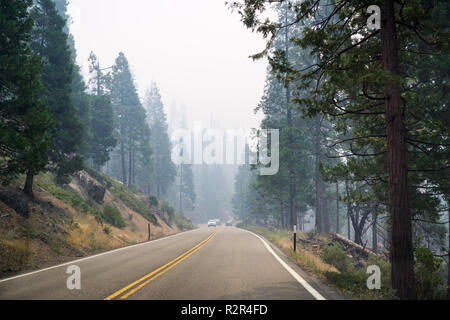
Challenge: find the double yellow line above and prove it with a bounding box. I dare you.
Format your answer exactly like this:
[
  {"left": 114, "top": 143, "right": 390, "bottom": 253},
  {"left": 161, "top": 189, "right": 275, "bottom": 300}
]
[{"left": 105, "top": 231, "right": 217, "bottom": 300}]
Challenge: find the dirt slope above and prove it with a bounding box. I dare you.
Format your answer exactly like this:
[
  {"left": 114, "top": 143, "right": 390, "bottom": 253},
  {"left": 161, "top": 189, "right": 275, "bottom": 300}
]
[{"left": 0, "top": 170, "right": 192, "bottom": 277}]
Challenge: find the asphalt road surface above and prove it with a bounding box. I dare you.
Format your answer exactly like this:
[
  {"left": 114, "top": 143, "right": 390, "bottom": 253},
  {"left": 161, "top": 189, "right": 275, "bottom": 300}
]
[{"left": 0, "top": 227, "right": 345, "bottom": 300}]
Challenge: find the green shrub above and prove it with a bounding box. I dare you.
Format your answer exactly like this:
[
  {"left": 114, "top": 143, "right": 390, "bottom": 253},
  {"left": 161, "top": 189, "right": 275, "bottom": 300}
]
[
  {"left": 414, "top": 246, "right": 445, "bottom": 299},
  {"left": 148, "top": 195, "right": 159, "bottom": 207},
  {"left": 84, "top": 168, "right": 159, "bottom": 225},
  {"left": 167, "top": 210, "right": 195, "bottom": 230},
  {"left": 103, "top": 226, "right": 111, "bottom": 235},
  {"left": 161, "top": 201, "right": 171, "bottom": 213},
  {"left": 102, "top": 204, "right": 126, "bottom": 229},
  {"left": 325, "top": 270, "right": 367, "bottom": 296},
  {"left": 37, "top": 180, "right": 98, "bottom": 216},
  {"left": 367, "top": 255, "right": 391, "bottom": 290},
  {"left": 321, "top": 243, "right": 354, "bottom": 273},
  {"left": 110, "top": 183, "right": 158, "bottom": 225}
]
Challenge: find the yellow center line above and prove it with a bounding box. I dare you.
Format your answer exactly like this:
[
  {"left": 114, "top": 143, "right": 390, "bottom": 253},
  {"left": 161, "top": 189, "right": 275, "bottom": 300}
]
[
  {"left": 104, "top": 231, "right": 217, "bottom": 300},
  {"left": 119, "top": 232, "right": 217, "bottom": 299}
]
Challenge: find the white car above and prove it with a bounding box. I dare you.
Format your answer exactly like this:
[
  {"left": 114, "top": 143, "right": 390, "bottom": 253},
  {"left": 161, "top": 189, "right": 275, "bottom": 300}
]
[{"left": 207, "top": 220, "right": 217, "bottom": 227}]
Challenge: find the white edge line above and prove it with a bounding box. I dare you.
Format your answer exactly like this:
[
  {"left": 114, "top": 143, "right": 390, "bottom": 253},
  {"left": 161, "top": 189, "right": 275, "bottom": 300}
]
[
  {"left": 244, "top": 229, "right": 326, "bottom": 300},
  {"left": 0, "top": 228, "right": 201, "bottom": 283}
]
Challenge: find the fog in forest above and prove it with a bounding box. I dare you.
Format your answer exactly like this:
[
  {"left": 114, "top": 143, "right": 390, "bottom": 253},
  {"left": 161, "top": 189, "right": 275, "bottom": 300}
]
[
  {"left": 1, "top": 0, "right": 449, "bottom": 300},
  {"left": 66, "top": 0, "right": 268, "bottom": 222}
]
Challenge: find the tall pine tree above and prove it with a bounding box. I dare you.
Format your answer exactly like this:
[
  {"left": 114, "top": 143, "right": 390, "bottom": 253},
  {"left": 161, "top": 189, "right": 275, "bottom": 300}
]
[
  {"left": 144, "top": 82, "right": 176, "bottom": 197},
  {"left": 30, "top": 0, "right": 83, "bottom": 185},
  {"left": 0, "top": 0, "right": 53, "bottom": 196}
]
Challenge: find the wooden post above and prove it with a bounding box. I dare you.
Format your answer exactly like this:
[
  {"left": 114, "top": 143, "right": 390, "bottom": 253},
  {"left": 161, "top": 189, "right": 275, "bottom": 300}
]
[{"left": 148, "top": 223, "right": 151, "bottom": 241}]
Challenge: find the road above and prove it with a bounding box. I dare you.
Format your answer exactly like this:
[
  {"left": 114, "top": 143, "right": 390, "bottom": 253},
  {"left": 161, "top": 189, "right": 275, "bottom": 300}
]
[{"left": 0, "top": 227, "right": 345, "bottom": 300}]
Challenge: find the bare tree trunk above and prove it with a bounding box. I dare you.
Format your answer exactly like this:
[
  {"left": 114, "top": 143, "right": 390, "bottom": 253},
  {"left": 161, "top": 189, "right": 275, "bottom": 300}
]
[
  {"left": 280, "top": 198, "right": 284, "bottom": 229},
  {"left": 345, "top": 179, "right": 351, "bottom": 240},
  {"left": 23, "top": 172, "right": 34, "bottom": 197},
  {"left": 347, "top": 214, "right": 351, "bottom": 240},
  {"left": 120, "top": 142, "right": 127, "bottom": 185},
  {"left": 131, "top": 149, "right": 136, "bottom": 186},
  {"left": 284, "top": 7, "right": 297, "bottom": 230},
  {"left": 372, "top": 211, "right": 378, "bottom": 254},
  {"left": 354, "top": 227, "right": 363, "bottom": 246},
  {"left": 128, "top": 148, "right": 133, "bottom": 188},
  {"left": 322, "top": 181, "right": 330, "bottom": 233},
  {"left": 381, "top": 0, "right": 415, "bottom": 300},
  {"left": 315, "top": 115, "right": 322, "bottom": 233},
  {"left": 336, "top": 182, "right": 339, "bottom": 233}
]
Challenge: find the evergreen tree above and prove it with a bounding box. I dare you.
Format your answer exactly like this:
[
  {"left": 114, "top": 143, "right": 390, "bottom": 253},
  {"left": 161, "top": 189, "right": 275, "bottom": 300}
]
[
  {"left": 30, "top": 0, "right": 83, "bottom": 185},
  {"left": 144, "top": 82, "right": 176, "bottom": 197},
  {"left": 90, "top": 95, "right": 116, "bottom": 169},
  {"left": 88, "top": 52, "right": 116, "bottom": 170},
  {"left": 109, "top": 52, "right": 152, "bottom": 189},
  {"left": 232, "top": 0, "right": 449, "bottom": 299},
  {"left": 0, "top": 0, "right": 53, "bottom": 195},
  {"left": 52, "top": 0, "right": 93, "bottom": 164}
]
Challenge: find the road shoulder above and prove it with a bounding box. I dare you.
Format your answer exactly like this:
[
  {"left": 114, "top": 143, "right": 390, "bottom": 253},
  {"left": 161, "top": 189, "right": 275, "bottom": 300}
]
[{"left": 244, "top": 229, "right": 348, "bottom": 300}]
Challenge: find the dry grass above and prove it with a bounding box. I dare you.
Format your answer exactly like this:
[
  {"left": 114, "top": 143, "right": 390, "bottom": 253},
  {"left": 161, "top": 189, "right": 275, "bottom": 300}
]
[
  {"left": 271, "top": 235, "right": 339, "bottom": 278},
  {"left": 0, "top": 170, "right": 183, "bottom": 277},
  {"left": 247, "top": 226, "right": 339, "bottom": 279}
]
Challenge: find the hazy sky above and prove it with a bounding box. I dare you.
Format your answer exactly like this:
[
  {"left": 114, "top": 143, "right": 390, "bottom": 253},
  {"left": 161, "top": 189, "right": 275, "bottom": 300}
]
[{"left": 68, "top": 0, "right": 268, "bottom": 130}]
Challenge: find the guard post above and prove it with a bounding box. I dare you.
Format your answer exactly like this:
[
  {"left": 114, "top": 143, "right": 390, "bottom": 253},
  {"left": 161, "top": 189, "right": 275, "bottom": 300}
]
[{"left": 293, "top": 225, "right": 297, "bottom": 252}]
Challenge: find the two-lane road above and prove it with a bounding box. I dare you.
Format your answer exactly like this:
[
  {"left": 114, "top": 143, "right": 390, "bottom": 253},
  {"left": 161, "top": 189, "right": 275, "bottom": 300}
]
[{"left": 0, "top": 227, "right": 345, "bottom": 300}]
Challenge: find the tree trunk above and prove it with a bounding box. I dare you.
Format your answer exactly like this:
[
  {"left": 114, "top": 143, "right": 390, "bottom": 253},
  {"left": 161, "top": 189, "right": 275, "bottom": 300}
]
[
  {"left": 132, "top": 150, "right": 136, "bottom": 185},
  {"left": 120, "top": 141, "right": 127, "bottom": 185},
  {"left": 354, "top": 227, "right": 363, "bottom": 246},
  {"left": 322, "top": 181, "right": 330, "bottom": 233},
  {"left": 23, "top": 172, "right": 34, "bottom": 197},
  {"left": 381, "top": 0, "right": 415, "bottom": 300},
  {"left": 336, "top": 181, "right": 340, "bottom": 233},
  {"left": 280, "top": 198, "right": 284, "bottom": 229},
  {"left": 345, "top": 180, "right": 351, "bottom": 239},
  {"left": 447, "top": 201, "right": 449, "bottom": 300},
  {"left": 156, "top": 168, "right": 161, "bottom": 198},
  {"left": 284, "top": 7, "right": 297, "bottom": 231},
  {"left": 128, "top": 147, "right": 133, "bottom": 188},
  {"left": 315, "top": 116, "right": 322, "bottom": 233},
  {"left": 372, "top": 210, "right": 378, "bottom": 254}
]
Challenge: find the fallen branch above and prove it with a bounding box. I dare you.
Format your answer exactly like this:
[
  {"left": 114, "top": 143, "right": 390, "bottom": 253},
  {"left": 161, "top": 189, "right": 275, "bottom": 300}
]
[{"left": 331, "top": 232, "right": 385, "bottom": 258}]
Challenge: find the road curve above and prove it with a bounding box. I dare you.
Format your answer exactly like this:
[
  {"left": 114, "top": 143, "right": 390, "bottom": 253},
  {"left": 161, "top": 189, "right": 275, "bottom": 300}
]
[{"left": 0, "top": 227, "right": 345, "bottom": 300}]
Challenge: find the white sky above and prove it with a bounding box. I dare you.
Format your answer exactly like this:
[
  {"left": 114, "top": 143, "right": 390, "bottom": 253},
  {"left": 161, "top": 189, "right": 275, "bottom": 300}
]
[{"left": 67, "top": 0, "right": 268, "bottom": 130}]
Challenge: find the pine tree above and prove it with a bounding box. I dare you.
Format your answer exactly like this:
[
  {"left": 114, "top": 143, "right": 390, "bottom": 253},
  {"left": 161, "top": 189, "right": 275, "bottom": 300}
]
[
  {"left": 232, "top": 0, "right": 449, "bottom": 299},
  {"left": 90, "top": 95, "right": 116, "bottom": 169},
  {"left": 30, "top": 0, "right": 83, "bottom": 185},
  {"left": 88, "top": 51, "right": 116, "bottom": 170},
  {"left": 0, "top": 0, "right": 53, "bottom": 196},
  {"left": 52, "top": 0, "right": 93, "bottom": 164},
  {"left": 144, "top": 82, "right": 176, "bottom": 197},
  {"left": 109, "top": 52, "right": 152, "bottom": 189}
]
